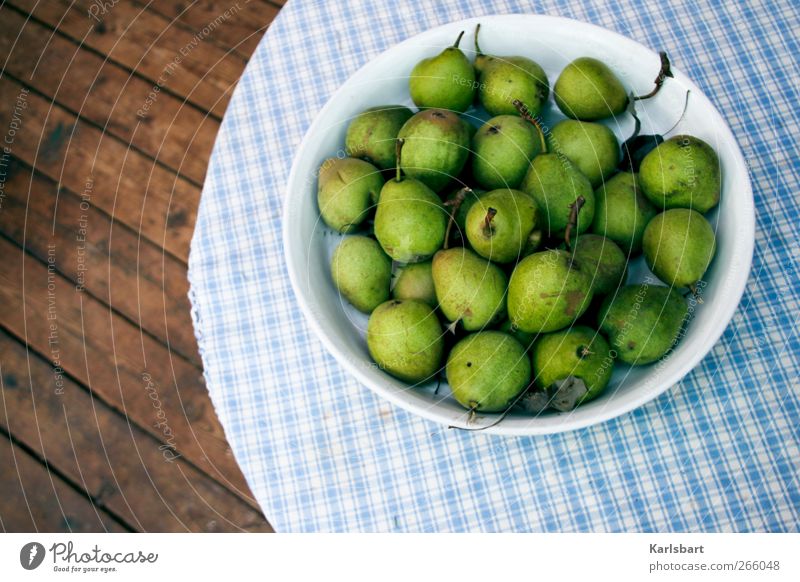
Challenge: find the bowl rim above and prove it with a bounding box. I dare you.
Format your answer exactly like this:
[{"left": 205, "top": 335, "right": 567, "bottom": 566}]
[{"left": 282, "top": 13, "right": 755, "bottom": 436}]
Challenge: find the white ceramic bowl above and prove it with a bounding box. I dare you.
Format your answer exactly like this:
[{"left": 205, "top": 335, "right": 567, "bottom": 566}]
[{"left": 283, "top": 14, "right": 754, "bottom": 435}]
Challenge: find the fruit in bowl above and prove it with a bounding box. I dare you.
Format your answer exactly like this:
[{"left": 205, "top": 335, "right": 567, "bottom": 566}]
[
  {"left": 283, "top": 15, "right": 754, "bottom": 434},
  {"left": 317, "top": 23, "right": 723, "bottom": 420}
]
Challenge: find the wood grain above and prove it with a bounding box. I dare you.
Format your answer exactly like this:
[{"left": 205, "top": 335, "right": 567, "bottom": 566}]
[
  {"left": 0, "top": 235, "right": 258, "bottom": 509},
  {"left": 0, "top": 75, "right": 197, "bottom": 261},
  {"left": 10, "top": 0, "right": 245, "bottom": 118},
  {"left": 0, "top": 433, "right": 128, "bottom": 532},
  {"left": 0, "top": 8, "right": 218, "bottom": 185},
  {"left": 0, "top": 162, "right": 200, "bottom": 366},
  {"left": 0, "top": 0, "right": 280, "bottom": 532},
  {"left": 0, "top": 331, "right": 271, "bottom": 531},
  {"left": 136, "top": 0, "right": 278, "bottom": 59}
]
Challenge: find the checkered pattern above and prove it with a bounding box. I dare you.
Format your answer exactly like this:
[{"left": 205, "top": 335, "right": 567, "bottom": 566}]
[{"left": 188, "top": 0, "right": 800, "bottom": 531}]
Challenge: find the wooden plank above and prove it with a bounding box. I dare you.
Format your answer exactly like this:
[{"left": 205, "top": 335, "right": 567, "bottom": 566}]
[
  {"left": 0, "top": 331, "right": 271, "bottom": 532},
  {"left": 0, "top": 75, "right": 196, "bottom": 261},
  {"left": 9, "top": 0, "right": 246, "bottom": 118},
  {"left": 0, "top": 161, "right": 201, "bottom": 366},
  {"left": 135, "top": 0, "right": 278, "bottom": 59},
  {"left": 0, "top": 8, "right": 218, "bottom": 185},
  {"left": 0, "top": 235, "right": 260, "bottom": 510},
  {"left": 0, "top": 434, "right": 127, "bottom": 532}
]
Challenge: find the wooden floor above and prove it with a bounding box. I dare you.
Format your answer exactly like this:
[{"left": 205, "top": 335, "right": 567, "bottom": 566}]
[{"left": 0, "top": 0, "right": 284, "bottom": 532}]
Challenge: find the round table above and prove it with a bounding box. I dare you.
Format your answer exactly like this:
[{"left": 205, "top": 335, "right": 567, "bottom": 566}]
[{"left": 188, "top": 0, "right": 800, "bottom": 531}]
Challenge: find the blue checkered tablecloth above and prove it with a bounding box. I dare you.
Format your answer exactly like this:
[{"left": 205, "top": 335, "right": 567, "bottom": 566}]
[{"left": 188, "top": 0, "right": 800, "bottom": 531}]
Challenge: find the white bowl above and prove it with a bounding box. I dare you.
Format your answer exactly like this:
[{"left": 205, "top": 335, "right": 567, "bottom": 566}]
[{"left": 283, "top": 14, "right": 754, "bottom": 435}]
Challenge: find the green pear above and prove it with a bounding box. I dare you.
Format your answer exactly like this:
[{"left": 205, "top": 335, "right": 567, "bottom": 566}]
[
  {"left": 639, "top": 135, "right": 721, "bottom": 213},
  {"left": 409, "top": 31, "right": 476, "bottom": 113},
  {"left": 549, "top": 120, "right": 620, "bottom": 187},
  {"left": 643, "top": 209, "right": 716, "bottom": 288},
  {"left": 367, "top": 299, "right": 444, "bottom": 383},
  {"left": 478, "top": 56, "right": 549, "bottom": 117},
  {"left": 508, "top": 249, "right": 593, "bottom": 333},
  {"left": 531, "top": 326, "right": 614, "bottom": 408},
  {"left": 598, "top": 284, "right": 688, "bottom": 365},
  {"left": 568, "top": 234, "right": 627, "bottom": 296},
  {"left": 471, "top": 115, "right": 543, "bottom": 190},
  {"left": 398, "top": 109, "right": 471, "bottom": 192},
  {"left": 471, "top": 26, "right": 548, "bottom": 116},
  {"left": 446, "top": 331, "right": 530, "bottom": 412},
  {"left": 374, "top": 150, "right": 447, "bottom": 263},
  {"left": 591, "top": 172, "right": 657, "bottom": 254},
  {"left": 432, "top": 247, "right": 507, "bottom": 331},
  {"left": 345, "top": 105, "right": 413, "bottom": 169},
  {"left": 465, "top": 188, "right": 540, "bottom": 263},
  {"left": 392, "top": 261, "right": 436, "bottom": 307},
  {"left": 554, "top": 57, "right": 628, "bottom": 120},
  {"left": 317, "top": 157, "right": 384, "bottom": 232},
  {"left": 330, "top": 236, "right": 392, "bottom": 313},
  {"left": 520, "top": 153, "right": 595, "bottom": 237}
]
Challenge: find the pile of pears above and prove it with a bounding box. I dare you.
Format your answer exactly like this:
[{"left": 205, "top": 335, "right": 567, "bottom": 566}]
[{"left": 317, "top": 26, "right": 721, "bottom": 420}]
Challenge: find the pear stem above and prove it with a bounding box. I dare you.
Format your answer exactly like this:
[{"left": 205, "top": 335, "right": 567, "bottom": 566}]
[
  {"left": 448, "top": 382, "right": 535, "bottom": 431},
  {"left": 394, "top": 138, "right": 404, "bottom": 182},
  {"left": 633, "top": 51, "right": 673, "bottom": 101},
  {"left": 513, "top": 99, "right": 547, "bottom": 154},
  {"left": 483, "top": 207, "right": 497, "bottom": 237},
  {"left": 664, "top": 90, "right": 691, "bottom": 137},
  {"left": 452, "top": 30, "right": 465, "bottom": 49},
  {"left": 626, "top": 91, "right": 642, "bottom": 142},
  {"left": 564, "top": 195, "right": 586, "bottom": 250},
  {"left": 689, "top": 283, "right": 704, "bottom": 303},
  {"left": 474, "top": 23, "right": 483, "bottom": 56},
  {"left": 443, "top": 187, "right": 470, "bottom": 249}
]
